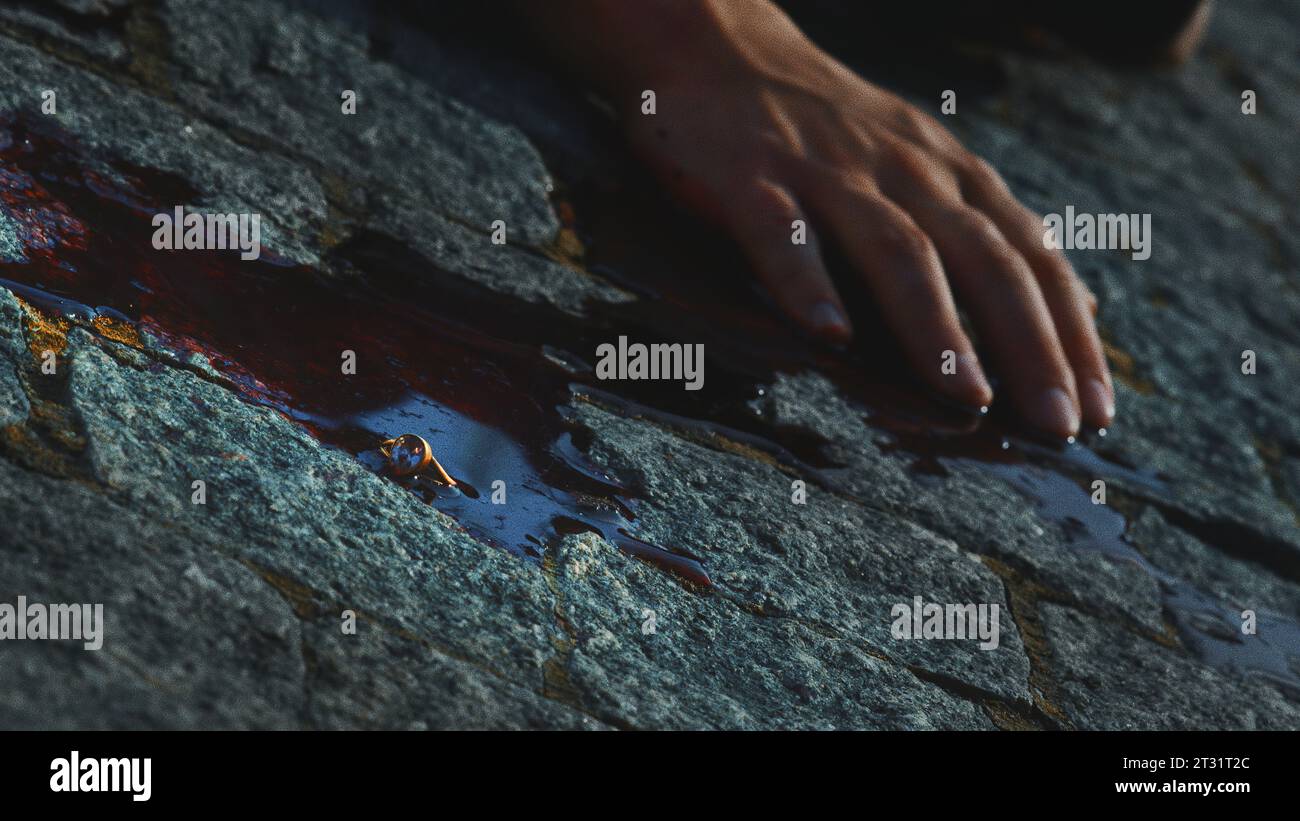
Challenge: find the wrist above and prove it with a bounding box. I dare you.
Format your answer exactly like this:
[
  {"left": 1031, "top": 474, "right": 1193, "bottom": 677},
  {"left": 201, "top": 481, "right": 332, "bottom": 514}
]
[{"left": 518, "top": 0, "right": 810, "bottom": 99}]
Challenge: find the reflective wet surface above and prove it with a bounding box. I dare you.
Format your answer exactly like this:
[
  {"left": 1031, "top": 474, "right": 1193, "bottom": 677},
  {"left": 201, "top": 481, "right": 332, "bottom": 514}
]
[{"left": 1, "top": 113, "right": 1297, "bottom": 688}]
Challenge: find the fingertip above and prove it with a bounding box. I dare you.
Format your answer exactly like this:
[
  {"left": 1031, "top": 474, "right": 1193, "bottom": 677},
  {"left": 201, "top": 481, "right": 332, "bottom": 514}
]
[
  {"left": 1079, "top": 377, "right": 1115, "bottom": 429},
  {"left": 1026, "top": 386, "right": 1081, "bottom": 440},
  {"left": 806, "top": 300, "right": 853, "bottom": 344},
  {"left": 949, "top": 353, "right": 994, "bottom": 409}
]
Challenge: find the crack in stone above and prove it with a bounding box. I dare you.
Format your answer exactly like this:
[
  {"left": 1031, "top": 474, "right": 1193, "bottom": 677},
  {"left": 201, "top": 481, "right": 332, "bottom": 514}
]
[
  {"left": 1150, "top": 499, "right": 1300, "bottom": 587},
  {"left": 4, "top": 0, "right": 1294, "bottom": 730},
  {"left": 980, "top": 556, "right": 1076, "bottom": 729},
  {"left": 1, "top": 295, "right": 632, "bottom": 726},
  {"left": 239, "top": 556, "right": 621, "bottom": 729},
  {"left": 538, "top": 549, "right": 582, "bottom": 705}
]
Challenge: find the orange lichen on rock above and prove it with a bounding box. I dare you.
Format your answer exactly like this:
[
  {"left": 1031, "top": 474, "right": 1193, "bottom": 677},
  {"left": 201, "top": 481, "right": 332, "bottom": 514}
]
[
  {"left": 18, "top": 299, "right": 70, "bottom": 358},
  {"left": 91, "top": 314, "right": 143, "bottom": 349},
  {"left": 16, "top": 298, "right": 141, "bottom": 362},
  {"left": 545, "top": 199, "right": 587, "bottom": 264},
  {"left": 549, "top": 226, "right": 586, "bottom": 263},
  {"left": 1101, "top": 337, "right": 1156, "bottom": 396}
]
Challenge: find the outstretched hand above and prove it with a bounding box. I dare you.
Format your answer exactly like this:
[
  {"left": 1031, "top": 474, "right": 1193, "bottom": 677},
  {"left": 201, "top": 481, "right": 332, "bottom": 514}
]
[{"left": 523, "top": 0, "right": 1116, "bottom": 438}]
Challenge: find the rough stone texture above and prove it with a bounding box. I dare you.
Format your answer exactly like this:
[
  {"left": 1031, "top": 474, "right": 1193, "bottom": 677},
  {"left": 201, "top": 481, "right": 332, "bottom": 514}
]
[
  {"left": 0, "top": 455, "right": 304, "bottom": 730},
  {"left": 1040, "top": 604, "right": 1300, "bottom": 731},
  {"left": 761, "top": 371, "right": 1172, "bottom": 636},
  {"left": 159, "top": 0, "right": 560, "bottom": 244},
  {"left": 299, "top": 620, "right": 604, "bottom": 731},
  {"left": 0, "top": 0, "right": 1297, "bottom": 729},
  {"left": 565, "top": 402, "right": 1030, "bottom": 708},
  {"left": 66, "top": 330, "right": 566, "bottom": 692},
  {"left": 0, "top": 208, "right": 26, "bottom": 263},
  {"left": 0, "top": 288, "right": 29, "bottom": 426},
  {"left": 0, "top": 0, "right": 627, "bottom": 310},
  {"left": 553, "top": 532, "right": 993, "bottom": 729}
]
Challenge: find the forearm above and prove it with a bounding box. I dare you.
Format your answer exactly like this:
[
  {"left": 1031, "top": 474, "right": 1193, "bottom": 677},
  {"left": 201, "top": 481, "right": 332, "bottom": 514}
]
[{"left": 511, "top": 0, "right": 819, "bottom": 95}]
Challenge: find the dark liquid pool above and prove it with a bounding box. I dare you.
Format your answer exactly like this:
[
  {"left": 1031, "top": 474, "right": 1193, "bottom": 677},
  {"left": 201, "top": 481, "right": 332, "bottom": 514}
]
[{"left": 1, "top": 113, "right": 1296, "bottom": 693}]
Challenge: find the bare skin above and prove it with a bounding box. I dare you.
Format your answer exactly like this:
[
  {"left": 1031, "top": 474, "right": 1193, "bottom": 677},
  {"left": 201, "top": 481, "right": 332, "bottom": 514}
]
[{"left": 520, "top": 1, "right": 1205, "bottom": 437}]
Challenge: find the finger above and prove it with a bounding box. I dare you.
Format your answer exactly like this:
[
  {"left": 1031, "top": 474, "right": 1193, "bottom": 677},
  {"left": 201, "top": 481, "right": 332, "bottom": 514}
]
[
  {"left": 959, "top": 160, "right": 1114, "bottom": 427},
  {"left": 813, "top": 183, "right": 992, "bottom": 409},
  {"left": 727, "top": 178, "right": 853, "bottom": 343},
  {"left": 888, "top": 183, "right": 1081, "bottom": 438}
]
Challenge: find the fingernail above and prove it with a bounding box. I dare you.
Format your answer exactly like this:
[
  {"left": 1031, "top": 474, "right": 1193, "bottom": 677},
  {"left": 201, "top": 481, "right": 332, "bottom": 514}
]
[
  {"left": 1028, "top": 387, "right": 1079, "bottom": 439},
  {"left": 953, "top": 353, "right": 993, "bottom": 408},
  {"left": 1080, "top": 378, "right": 1115, "bottom": 427},
  {"left": 808, "top": 301, "right": 852, "bottom": 341}
]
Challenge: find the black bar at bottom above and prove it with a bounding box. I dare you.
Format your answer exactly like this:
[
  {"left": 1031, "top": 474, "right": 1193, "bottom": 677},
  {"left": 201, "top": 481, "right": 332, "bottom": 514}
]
[{"left": 0, "top": 730, "right": 1285, "bottom": 807}]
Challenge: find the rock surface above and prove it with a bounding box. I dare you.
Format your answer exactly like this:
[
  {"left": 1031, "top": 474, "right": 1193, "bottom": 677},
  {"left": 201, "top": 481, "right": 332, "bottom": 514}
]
[{"left": 0, "top": 0, "right": 1296, "bottom": 729}]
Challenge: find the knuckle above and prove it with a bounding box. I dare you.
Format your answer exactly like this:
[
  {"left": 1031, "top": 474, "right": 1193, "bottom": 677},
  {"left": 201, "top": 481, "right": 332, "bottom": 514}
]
[
  {"left": 878, "top": 212, "right": 936, "bottom": 263},
  {"left": 883, "top": 141, "right": 939, "bottom": 184},
  {"left": 895, "top": 104, "right": 928, "bottom": 130},
  {"left": 898, "top": 107, "right": 963, "bottom": 153},
  {"left": 836, "top": 170, "right": 882, "bottom": 199},
  {"left": 894, "top": 105, "right": 937, "bottom": 139},
  {"left": 958, "top": 209, "right": 1009, "bottom": 250},
  {"left": 960, "top": 219, "right": 1032, "bottom": 286},
  {"left": 757, "top": 185, "right": 798, "bottom": 218},
  {"left": 1027, "top": 244, "right": 1081, "bottom": 291},
  {"left": 962, "top": 155, "right": 1006, "bottom": 190},
  {"left": 757, "top": 128, "right": 804, "bottom": 163}
]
